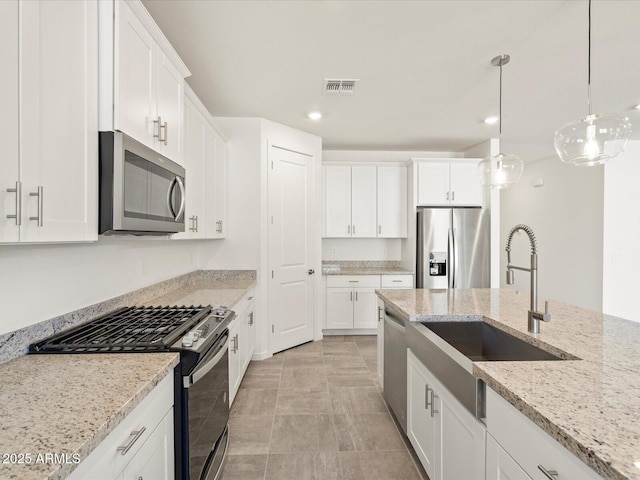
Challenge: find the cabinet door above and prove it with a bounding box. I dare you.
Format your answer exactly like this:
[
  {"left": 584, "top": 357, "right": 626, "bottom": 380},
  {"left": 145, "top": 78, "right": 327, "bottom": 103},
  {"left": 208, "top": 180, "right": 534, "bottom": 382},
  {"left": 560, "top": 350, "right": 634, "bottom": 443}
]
[
  {"left": 155, "top": 50, "right": 183, "bottom": 163},
  {"left": 486, "top": 434, "right": 532, "bottom": 480},
  {"left": 376, "top": 298, "right": 384, "bottom": 387},
  {"left": 115, "top": 1, "right": 155, "bottom": 148},
  {"left": 206, "top": 128, "right": 227, "bottom": 239},
  {"left": 377, "top": 165, "right": 407, "bottom": 238},
  {"left": 440, "top": 386, "right": 485, "bottom": 480},
  {"left": 407, "top": 350, "right": 439, "bottom": 480},
  {"left": 351, "top": 166, "right": 377, "bottom": 237},
  {"left": 124, "top": 410, "right": 174, "bottom": 480},
  {"left": 326, "top": 287, "right": 354, "bottom": 329},
  {"left": 0, "top": 0, "right": 19, "bottom": 243},
  {"left": 417, "top": 162, "right": 450, "bottom": 206},
  {"left": 324, "top": 165, "right": 352, "bottom": 237},
  {"left": 20, "top": 0, "right": 98, "bottom": 243},
  {"left": 244, "top": 302, "right": 256, "bottom": 372},
  {"left": 173, "top": 96, "right": 205, "bottom": 239},
  {"left": 352, "top": 288, "right": 378, "bottom": 329},
  {"left": 450, "top": 162, "right": 483, "bottom": 206}
]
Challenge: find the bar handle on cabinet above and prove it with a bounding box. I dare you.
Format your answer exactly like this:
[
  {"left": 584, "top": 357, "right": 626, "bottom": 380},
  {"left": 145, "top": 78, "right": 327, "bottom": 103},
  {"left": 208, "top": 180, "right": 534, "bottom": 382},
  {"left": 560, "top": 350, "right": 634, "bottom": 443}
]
[
  {"left": 347, "top": 225, "right": 350, "bottom": 235},
  {"left": 350, "top": 291, "right": 353, "bottom": 302},
  {"left": 161, "top": 121, "right": 168, "bottom": 145},
  {"left": 29, "top": 186, "right": 43, "bottom": 226},
  {"left": 153, "top": 116, "right": 162, "bottom": 140},
  {"left": 446, "top": 191, "right": 449, "bottom": 201},
  {"left": 7, "top": 181, "right": 21, "bottom": 226},
  {"left": 378, "top": 225, "right": 381, "bottom": 234},
  {"left": 451, "top": 191, "right": 455, "bottom": 201},
  {"left": 537, "top": 465, "right": 559, "bottom": 479},
  {"left": 355, "top": 291, "right": 358, "bottom": 301},
  {"left": 117, "top": 427, "right": 146, "bottom": 455},
  {"left": 353, "top": 225, "right": 356, "bottom": 235}
]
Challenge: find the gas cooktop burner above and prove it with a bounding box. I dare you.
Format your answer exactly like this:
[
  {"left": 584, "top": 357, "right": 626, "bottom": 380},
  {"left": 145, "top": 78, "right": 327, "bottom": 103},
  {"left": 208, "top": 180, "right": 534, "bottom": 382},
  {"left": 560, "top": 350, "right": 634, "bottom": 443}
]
[{"left": 29, "top": 305, "right": 212, "bottom": 353}]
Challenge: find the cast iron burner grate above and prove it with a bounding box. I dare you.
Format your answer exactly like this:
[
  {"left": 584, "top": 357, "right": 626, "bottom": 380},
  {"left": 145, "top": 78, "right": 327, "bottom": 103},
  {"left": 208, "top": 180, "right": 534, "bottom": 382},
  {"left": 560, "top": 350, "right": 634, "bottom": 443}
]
[{"left": 29, "top": 305, "right": 211, "bottom": 353}]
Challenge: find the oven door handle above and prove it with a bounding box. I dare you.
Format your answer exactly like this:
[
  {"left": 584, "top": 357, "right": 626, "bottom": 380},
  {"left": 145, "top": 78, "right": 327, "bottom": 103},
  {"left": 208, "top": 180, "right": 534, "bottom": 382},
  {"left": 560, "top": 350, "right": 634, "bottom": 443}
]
[{"left": 183, "top": 333, "right": 229, "bottom": 389}]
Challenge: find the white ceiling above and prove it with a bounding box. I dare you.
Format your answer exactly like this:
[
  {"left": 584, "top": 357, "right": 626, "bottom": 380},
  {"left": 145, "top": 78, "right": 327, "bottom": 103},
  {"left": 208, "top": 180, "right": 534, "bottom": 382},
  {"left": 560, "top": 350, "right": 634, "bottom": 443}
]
[{"left": 143, "top": 0, "right": 640, "bottom": 162}]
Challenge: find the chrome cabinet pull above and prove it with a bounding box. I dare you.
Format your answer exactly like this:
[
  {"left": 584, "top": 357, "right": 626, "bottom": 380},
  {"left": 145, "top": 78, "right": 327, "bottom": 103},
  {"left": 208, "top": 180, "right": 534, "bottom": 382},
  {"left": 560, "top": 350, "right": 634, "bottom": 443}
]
[
  {"left": 154, "top": 116, "right": 167, "bottom": 144},
  {"left": 350, "top": 291, "right": 353, "bottom": 302},
  {"left": 537, "top": 465, "right": 559, "bottom": 479},
  {"left": 353, "top": 224, "right": 356, "bottom": 234},
  {"left": 426, "top": 386, "right": 438, "bottom": 417},
  {"left": 189, "top": 216, "right": 196, "bottom": 232},
  {"left": 195, "top": 215, "right": 198, "bottom": 232},
  {"left": 216, "top": 220, "right": 223, "bottom": 233},
  {"left": 378, "top": 306, "right": 383, "bottom": 323},
  {"left": 29, "top": 186, "right": 43, "bottom": 227},
  {"left": 248, "top": 312, "right": 254, "bottom": 326},
  {"left": 452, "top": 191, "right": 455, "bottom": 201},
  {"left": 347, "top": 225, "right": 350, "bottom": 235},
  {"left": 425, "top": 384, "right": 430, "bottom": 410},
  {"left": 117, "top": 426, "right": 146, "bottom": 456},
  {"left": 232, "top": 334, "right": 239, "bottom": 353},
  {"left": 6, "top": 181, "right": 21, "bottom": 226},
  {"left": 355, "top": 291, "right": 358, "bottom": 301},
  {"left": 378, "top": 225, "right": 381, "bottom": 234},
  {"left": 431, "top": 391, "right": 439, "bottom": 417},
  {"left": 446, "top": 191, "right": 449, "bottom": 201}
]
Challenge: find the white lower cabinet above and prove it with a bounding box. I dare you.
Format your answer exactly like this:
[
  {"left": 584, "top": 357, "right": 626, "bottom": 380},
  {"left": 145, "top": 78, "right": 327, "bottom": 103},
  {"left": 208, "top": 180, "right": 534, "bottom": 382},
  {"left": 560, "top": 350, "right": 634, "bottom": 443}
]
[
  {"left": 229, "top": 286, "right": 256, "bottom": 405},
  {"left": 407, "top": 349, "right": 485, "bottom": 480},
  {"left": 485, "top": 387, "right": 602, "bottom": 480},
  {"left": 486, "top": 434, "right": 532, "bottom": 480},
  {"left": 67, "top": 374, "right": 174, "bottom": 480},
  {"left": 376, "top": 297, "right": 384, "bottom": 387}
]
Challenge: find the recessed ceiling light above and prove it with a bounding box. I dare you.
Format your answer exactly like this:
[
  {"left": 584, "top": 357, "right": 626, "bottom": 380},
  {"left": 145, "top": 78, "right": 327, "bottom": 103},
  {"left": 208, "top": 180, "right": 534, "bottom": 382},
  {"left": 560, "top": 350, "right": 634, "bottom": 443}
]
[
  {"left": 308, "top": 112, "right": 322, "bottom": 120},
  {"left": 484, "top": 116, "right": 499, "bottom": 125},
  {"left": 633, "top": 103, "right": 640, "bottom": 110}
]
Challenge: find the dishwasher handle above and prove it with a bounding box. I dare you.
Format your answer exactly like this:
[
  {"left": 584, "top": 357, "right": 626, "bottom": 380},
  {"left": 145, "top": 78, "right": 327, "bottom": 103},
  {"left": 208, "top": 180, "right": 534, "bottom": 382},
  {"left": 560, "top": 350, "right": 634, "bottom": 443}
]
[{"left": 384, "top": 309, "right": 405, "bottom": 333}]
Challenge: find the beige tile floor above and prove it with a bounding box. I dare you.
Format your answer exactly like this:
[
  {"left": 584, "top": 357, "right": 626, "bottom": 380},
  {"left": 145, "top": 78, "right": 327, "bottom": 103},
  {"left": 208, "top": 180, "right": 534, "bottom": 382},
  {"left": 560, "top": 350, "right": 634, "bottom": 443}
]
[{"left": 220, "top": 335, "right": 428, "bottom": 480}]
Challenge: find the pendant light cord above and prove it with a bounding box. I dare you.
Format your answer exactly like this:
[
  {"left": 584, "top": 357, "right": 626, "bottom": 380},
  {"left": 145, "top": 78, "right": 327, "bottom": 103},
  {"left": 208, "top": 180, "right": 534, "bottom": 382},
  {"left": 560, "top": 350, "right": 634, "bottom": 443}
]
[
  {"left": 587, "top": 0, "right": 592, "bottom": 115},
  {"left": 499, "top": 62, "right": 503, "bottom": 139}
]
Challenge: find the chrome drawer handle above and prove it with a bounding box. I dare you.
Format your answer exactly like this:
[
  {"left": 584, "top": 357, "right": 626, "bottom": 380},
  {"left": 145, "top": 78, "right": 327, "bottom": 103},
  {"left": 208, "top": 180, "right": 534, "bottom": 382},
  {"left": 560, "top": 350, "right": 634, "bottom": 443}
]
[
  {"left": 6, "top": 181, "right": 21, "bottom": 225},
  {"left": 392, "top": 280, "right": 402, "bottom": 283},
  {"left": 117, "top": 426, "right": 146, "bottom": 455},
  {"left": 537, "top": 465, "right": 559, "bottom": 479},
  {"left": 29, "top": 186, "right": 43, "bottom": 226}
]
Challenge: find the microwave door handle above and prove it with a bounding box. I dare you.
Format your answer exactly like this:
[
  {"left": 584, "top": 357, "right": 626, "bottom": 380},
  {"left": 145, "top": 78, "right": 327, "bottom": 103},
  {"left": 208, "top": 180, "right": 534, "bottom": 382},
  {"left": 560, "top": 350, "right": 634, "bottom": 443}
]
[
  {"left": 167, "top": 176, "right": 178, "bottom": 218},
  {"left": 174, "top": 176, "right": 186, "bottom": 221}
]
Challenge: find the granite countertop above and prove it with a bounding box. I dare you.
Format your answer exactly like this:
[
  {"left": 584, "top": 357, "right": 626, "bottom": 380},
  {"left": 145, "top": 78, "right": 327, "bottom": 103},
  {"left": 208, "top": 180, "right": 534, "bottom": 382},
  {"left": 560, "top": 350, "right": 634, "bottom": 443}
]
[
  {"left": 376, "top": 288, "right": 640, "bottom": 480},
  {"left": 0, "top": 270, "right": 257, "bottom": 480},
  {"left": 322, "top": 261, "right": 413, "bottom": 276},
  {"left": 0, "top": 353, "right": 178, "bottom": 480}
]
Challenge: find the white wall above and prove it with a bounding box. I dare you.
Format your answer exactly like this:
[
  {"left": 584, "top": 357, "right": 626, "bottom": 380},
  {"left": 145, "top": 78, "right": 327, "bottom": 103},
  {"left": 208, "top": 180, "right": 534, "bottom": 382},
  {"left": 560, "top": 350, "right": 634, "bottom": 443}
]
[
  {"left": 0, "top": 236, "right": 203, "bottom": 336},
  {"left": 500, "top": 156, "right": 604, "bottom": 311},
  {"left": 603, "top": 141, "right": 640, "bottom": 321},
  {"left": 322, "top": 238, "right": 402, "bottom": 262}
]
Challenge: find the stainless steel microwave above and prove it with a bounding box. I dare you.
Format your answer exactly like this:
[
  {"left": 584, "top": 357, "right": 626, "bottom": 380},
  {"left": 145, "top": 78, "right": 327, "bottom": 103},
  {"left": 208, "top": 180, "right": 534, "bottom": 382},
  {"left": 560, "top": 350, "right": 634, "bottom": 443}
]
[{"left": 99, "top": 131, "right": 185, "bottom": 235}]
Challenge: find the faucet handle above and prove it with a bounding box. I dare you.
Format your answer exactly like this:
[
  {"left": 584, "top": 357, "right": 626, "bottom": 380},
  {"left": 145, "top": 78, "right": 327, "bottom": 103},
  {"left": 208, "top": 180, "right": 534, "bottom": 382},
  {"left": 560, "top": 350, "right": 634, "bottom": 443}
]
[{"left": 542, "top": 301, "right": 551, "bottom": 322}]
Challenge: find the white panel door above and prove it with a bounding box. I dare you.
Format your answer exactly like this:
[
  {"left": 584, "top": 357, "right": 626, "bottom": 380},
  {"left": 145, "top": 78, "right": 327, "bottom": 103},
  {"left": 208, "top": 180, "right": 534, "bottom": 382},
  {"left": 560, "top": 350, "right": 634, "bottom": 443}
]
[
  {"left": 440, "top": 387, "right": 486, "bottom": 480},
  {"left": 417, "top": 162, "right": 450, "bottom": 206},
  {"left": 155, "top": 50, "right": 183, "bottom": 163},
  {"left": 115, "top": 1, "right": 155, "bottom": 148},
  {"left": 20, "top": 0, "right": 98, "bottom": 243},
  {"left": 486, "top": 434, "right": 532, "bottom": 480},
  {"left": 269, "top": 145, "right": 315, "bottom": 353},
  {"left": 324, "top": 165, "right": 351, "bottom": 237},
  {"left": 326, "top": 288, "right": 353, "bottom": 329},
  {"left": 0, "top": 0, "right": 19, "bottom": 243},
  {"left": 351, "top": 166, "right": 377, "bottom": 237},
  {"left": 450, "top": 162, "right": 483, "bottom": 206},
  {"left": 173, "top": 97, "right": 204, "bottom": 239},
  {"left": 352, "top": 288, "right": 378, "bottom": 329},
  {"left": 377, "top": 165, "right": 407, "bottom": 237},
  {"left": 407, "top": 350, "right": 439, "bottom": 480}
]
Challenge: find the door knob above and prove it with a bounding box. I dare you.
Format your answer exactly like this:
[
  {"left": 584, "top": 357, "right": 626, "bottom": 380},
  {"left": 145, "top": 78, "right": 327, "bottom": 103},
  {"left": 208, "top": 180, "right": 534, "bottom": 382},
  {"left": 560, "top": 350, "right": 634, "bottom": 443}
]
[{"left": 308, "top": 269, "right": 315, "bottom": 275}]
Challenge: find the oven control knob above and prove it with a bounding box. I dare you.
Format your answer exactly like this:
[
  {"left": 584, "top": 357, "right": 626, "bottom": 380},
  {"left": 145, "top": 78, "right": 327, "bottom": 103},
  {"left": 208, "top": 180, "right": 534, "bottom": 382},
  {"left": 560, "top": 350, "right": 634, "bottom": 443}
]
[
  {"left": 182, "top": 334, "right": 194, "bottom": 347},
  {"left": 215, "top": 306, "right": 228, "bottom": 316}
]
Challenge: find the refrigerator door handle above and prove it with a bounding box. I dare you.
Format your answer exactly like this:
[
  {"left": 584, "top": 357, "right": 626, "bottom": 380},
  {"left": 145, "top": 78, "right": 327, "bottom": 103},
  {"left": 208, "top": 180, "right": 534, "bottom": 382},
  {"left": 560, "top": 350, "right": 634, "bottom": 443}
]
[{"left": 448, "top": 228, "right": 455, "bottom": 288}]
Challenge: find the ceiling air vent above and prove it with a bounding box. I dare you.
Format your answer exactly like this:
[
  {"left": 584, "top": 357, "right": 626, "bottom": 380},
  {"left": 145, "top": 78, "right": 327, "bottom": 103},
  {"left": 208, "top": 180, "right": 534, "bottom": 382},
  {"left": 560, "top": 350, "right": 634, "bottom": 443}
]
[{"left": 323, "top": 79, "right": 359, "bottom": 95}]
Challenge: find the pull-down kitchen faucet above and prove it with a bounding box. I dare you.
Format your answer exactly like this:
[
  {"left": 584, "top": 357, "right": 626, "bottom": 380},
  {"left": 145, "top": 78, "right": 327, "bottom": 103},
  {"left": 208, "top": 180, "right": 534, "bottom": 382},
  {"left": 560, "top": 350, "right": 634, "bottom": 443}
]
[{"left": 505, "top": 224, "right": 551, "bottom": 333}]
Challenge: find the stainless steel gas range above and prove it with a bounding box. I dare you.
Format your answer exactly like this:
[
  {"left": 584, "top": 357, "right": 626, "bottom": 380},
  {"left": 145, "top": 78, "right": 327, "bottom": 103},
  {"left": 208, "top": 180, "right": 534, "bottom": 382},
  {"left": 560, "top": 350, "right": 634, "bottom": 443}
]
[{"left": 29, "top": 304, "right": 234, "bottom": 480}]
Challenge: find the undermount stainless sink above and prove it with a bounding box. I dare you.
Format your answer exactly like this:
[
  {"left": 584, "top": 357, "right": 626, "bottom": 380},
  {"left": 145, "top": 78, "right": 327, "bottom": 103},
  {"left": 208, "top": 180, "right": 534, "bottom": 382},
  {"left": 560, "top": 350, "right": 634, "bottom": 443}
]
[{"left": 421, "top": 321, "right": 563, "bottom": 362}]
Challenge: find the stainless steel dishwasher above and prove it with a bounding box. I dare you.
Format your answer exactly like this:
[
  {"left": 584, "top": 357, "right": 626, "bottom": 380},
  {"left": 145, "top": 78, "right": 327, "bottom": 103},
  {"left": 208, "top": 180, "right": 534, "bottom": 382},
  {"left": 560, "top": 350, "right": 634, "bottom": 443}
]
[{"left": 383, "top": 306, "right": 407, "bottom": 434}]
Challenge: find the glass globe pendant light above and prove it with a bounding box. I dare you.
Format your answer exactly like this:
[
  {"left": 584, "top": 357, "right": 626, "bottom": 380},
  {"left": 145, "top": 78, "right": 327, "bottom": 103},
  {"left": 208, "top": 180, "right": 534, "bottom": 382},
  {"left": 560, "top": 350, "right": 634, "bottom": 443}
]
[
  {"left": 554, "top": 0, "right": 631, "bottom": 166},
  {"left": 478, "top": 54, "right": 524, "bottom": 189}
]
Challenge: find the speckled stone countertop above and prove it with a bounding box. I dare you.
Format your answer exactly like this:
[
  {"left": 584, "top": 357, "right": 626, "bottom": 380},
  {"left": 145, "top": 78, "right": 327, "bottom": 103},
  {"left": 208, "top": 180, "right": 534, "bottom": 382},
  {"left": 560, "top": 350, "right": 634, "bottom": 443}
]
[
  {"left": 322, "top": 261, "right": 413, "bottom": 276},
  {"left": 0, "top": 352, "right": 178, "bottom": 480},
  {"left": 0, "top": 270, "right": 257, "bottom": 480},
  {"left": 376, "top": 288, "right": 640, "bottom": 480}
]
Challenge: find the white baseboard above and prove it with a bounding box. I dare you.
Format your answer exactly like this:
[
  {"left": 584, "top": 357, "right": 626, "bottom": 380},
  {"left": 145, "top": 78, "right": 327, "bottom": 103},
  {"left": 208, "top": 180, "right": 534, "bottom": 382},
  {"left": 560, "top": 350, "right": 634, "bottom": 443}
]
[
  {"left": 322, "top": 329, "right": 377, "bottom": 336},
  {"left": 251, "top": 350, "right": 271, "bottom": 361}
]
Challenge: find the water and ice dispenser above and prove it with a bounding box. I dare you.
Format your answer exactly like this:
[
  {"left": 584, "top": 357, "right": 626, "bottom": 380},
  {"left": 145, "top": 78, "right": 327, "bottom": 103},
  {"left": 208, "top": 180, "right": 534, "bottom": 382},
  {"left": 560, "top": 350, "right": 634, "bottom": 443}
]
[{"left": 429, "top": 252, "right": 447, "bottom": 276}]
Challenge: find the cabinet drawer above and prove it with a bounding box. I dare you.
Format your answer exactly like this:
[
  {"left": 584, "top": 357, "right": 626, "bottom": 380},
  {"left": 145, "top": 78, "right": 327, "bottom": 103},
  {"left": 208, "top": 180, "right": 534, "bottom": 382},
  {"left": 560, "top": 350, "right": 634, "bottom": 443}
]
[
  {"left": 232, "top": 286, "right": 256, "bottom": 319},
  {"left": 326, "top": 275, "right": 381, "bottom": 288},
  {"left": 381, "top": 275, "right": 413, "bottom": 288},
  {"left": 68, "top": 373, "right": 174, "bottom": 479},
  {"left": 486, "top": 387, "right": 601, "bottom": 480}
]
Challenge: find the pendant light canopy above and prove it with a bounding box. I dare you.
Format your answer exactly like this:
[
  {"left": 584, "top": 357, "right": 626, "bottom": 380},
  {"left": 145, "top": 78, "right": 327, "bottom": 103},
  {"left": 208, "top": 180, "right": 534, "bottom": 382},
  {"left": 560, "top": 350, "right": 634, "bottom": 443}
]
[
  {"left": 554, "top": 0, "right": 632, "bottom": 166},
  {"left": 478, "top": 54, "right": 524, "bottom": 189}
]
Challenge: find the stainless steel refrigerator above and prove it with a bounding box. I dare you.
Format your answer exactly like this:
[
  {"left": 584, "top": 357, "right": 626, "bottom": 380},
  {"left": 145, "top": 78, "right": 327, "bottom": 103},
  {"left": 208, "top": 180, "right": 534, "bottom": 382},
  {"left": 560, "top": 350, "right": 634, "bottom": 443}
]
[{"left": 416, "top": 207, "right": 490, "bottom": 288}]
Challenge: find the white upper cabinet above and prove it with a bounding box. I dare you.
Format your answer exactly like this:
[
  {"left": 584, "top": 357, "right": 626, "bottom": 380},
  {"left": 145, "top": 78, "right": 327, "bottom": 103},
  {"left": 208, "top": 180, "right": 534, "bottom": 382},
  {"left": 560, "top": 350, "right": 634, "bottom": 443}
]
[
  {"left": 102, "top": 0, "right": 190, "bottom": 165},
  {"left": 351, "top": 166, "right": 377, "bottom": 238},
  {"left": 324, "top": 164, "right": 408, "bottom": 238},
  {"left": 1, "top": 0, "right": 98, "bottom": 244},
  {"left": 417, "top": 160, "right": 483, "bottom": 207},
  {"left": 324, "top": 165, "right": 352, "bottom": 237},
  {"left": 173, "top": 86, "right": 228, "bottom": 240},
  {"left": 377, "top": 165, "right": 408, "bottom": 237}
]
